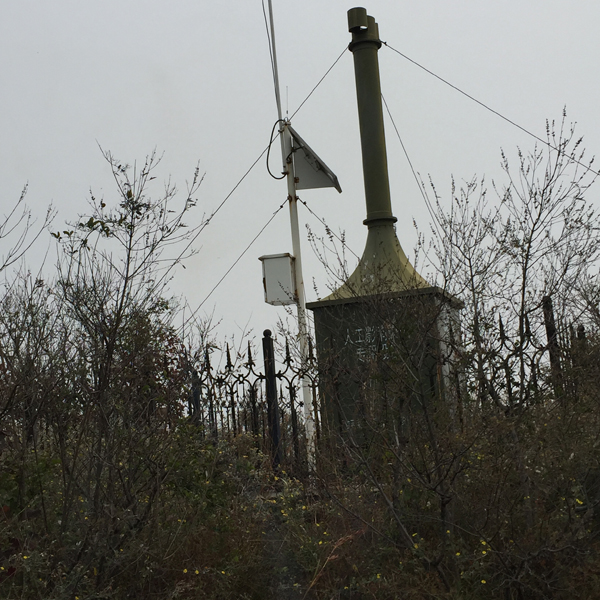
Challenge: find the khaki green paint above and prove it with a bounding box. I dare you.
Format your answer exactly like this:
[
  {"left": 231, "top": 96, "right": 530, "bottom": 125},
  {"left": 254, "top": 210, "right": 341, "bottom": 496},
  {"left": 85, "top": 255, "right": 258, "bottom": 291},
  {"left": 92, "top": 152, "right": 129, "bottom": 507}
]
[{"left": 320, "top": 8, "right": 428, "bottom": 301}]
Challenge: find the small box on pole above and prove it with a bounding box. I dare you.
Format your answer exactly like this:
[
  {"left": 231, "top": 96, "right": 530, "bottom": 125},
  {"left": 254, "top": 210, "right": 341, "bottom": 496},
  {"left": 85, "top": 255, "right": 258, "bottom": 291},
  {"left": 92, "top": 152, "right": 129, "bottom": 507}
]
[{"left": 259, "top": 253, "right": 297, "bottom": 306}]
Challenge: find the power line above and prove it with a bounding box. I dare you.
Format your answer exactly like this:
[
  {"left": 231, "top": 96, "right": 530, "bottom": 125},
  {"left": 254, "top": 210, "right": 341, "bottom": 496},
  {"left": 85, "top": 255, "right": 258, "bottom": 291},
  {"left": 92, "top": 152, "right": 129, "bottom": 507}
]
[
  {"left": 160, "top": 40, "right": 350, "bottom": 296},
  {"left": 299, "top": 198, "right": 360, "bottom": 260},
  {"left": 261, "top": 0, "right": 278, "bottom": 105},
  {"left": 158, "top": 37, "right": 348, "bottom": 310},
  {"left": 178, "top": 201, "right": 287, "bottom": 334},
  {"left": 382, "top": 42, "right": 600, "bottom": 177},
  {"left": 152, "top": 145, "right": 270, "bottom": 295},
  {"left": 381, "top": 93, "right": 443, "bottom": 240},
  {"left": 290, "top": 47, "right": 347, "bottom": 120},
  {"left": 266, "top": 120, "right": 285, "bottom": 180}
]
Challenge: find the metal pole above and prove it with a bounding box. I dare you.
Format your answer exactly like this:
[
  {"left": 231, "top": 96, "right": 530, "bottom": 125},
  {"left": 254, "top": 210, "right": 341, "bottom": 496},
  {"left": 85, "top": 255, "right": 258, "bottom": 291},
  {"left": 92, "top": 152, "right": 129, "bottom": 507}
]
[
  {"left": 267, "top": 0, "right": 283, "bottom": 123},
  {"left": 285, "top": 129, "right": 316, "bottom": 469},
  {"left": 347, "top": 7, "right": 394, "bottom": 226},
  {"left": 266, "top": 0, "right": 316, "bottom": 468},
  {"left": 262, "top": 329, "right": 281, "bottom": 468}
]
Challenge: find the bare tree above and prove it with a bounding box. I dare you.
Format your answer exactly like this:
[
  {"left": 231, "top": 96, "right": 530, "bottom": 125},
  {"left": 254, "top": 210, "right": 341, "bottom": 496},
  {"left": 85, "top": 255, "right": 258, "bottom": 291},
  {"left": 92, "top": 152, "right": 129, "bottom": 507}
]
[
  {"left": 0, "top": 185, "right": 54, "bottom": 275},
  {"left": 302, "top": 117, "right": 600, "bottom": 598}
]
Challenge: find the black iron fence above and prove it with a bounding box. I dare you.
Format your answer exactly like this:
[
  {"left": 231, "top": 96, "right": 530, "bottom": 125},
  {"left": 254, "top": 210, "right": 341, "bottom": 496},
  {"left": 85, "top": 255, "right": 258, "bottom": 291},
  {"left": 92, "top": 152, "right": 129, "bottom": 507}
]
[
  {"left": 188, "top": 329, "right": 318, "bottom": 471},
  {"left": 186, "top": 298, "right": 590, "bottom": 473}
]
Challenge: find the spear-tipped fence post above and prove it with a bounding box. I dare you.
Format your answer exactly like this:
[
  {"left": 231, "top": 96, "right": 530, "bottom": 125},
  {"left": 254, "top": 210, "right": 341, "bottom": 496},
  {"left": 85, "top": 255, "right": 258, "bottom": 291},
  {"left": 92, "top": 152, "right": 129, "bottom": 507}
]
[
  {"left": 189, "top": 366, "right": 201, "bottom": 425},
  {"left": 249, "top": 384, "right": 259, "bottom": 438},
  {"left": 247, "top": 341, "right": 254, "bottom": 367},
  {"left": 542, "top": 295, "right": 563, "bottom": 397},
  {"left": 262, "top": 329, "right": 281, "bottom": 468},
  {"left": 204, "top": 350, "right": 218, "bottom": 442},
  {"left": 230, "top": 387, "right": 237, "bottom": 434},
  {"left": 226, "top": 343, "right": 233, "bottom": 371},
  {"left": 289, "top": 383, "right": 300, "bottom": 468}
]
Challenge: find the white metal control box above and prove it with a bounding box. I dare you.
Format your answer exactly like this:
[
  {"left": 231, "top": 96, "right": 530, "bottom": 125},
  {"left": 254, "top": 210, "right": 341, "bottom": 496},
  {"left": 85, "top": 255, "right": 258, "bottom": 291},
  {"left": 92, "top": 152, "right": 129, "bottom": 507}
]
[{"left": 259, "top": 253, "right": 297, "bottom": 306}]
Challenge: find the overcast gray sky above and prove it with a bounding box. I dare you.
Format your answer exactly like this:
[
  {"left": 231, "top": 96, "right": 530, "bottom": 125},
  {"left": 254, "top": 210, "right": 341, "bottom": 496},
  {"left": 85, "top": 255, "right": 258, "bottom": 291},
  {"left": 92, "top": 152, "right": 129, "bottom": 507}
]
[{"left": 2, "top": 1, "right": 599, "bottom": 341}]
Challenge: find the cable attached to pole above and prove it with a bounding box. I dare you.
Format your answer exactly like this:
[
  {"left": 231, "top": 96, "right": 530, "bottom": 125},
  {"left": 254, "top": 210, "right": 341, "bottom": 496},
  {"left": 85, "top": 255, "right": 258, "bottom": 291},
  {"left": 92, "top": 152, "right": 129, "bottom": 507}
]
[
  {"left": 289, "top": 47, "right": 347, "bottom": 120},
  {"left": 299, "top": 198, "right": 360, "bottom": 260},
  {"left": 178, "top": 201, "right": 287, "bottom": 334},
  {"left": 266, "top": 120, "right": 286, "bottom": 180},
  {"left": 381, "top": 93, "right": 443, "bottom": 240},
  {"left": 383, "top": 41, "right": 600, "bottom": 177}
]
